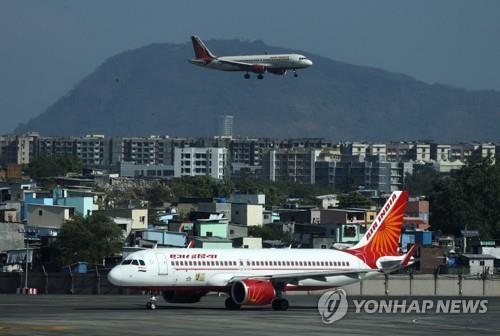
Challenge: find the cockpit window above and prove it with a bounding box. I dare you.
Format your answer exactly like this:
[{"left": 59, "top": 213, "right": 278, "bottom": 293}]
[
  {"left": 299, "top": 57, "right": 307, "bottom": 60},
  {"left": 121, "top": 260, "right": 132, "bottom": 265},
  {"left": 139, "top": 260, "right": 145, "bottom": 266},
  {"left": 132, "top": 260, "right": 139, "bottom": 265}
]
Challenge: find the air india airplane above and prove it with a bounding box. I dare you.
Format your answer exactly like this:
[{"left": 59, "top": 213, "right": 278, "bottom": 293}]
[
  {"left": 188, "top": 35, "right": 313, "bottom": 79},
  {"left": 108, "top": 190, "right": 416, "bottom": 310}
]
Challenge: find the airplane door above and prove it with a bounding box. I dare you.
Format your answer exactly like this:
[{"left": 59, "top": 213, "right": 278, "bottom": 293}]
[{"left": 156, "top": 253, "right": 168, "bottom": 275}]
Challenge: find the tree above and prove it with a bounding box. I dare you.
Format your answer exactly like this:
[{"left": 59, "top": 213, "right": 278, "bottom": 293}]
[
  {"left": 338, "top": 191, "right": 374, "bottom": 208},
  {"left": 404, "top": 164, "right": 441, "bottom": 197},
  {"left": 55, "top": 213, "right": 123, "bottom": 265},
  {"left": 26, "top": 154, "right": 82, "bottom": 179},
  {"left": 429, "top": 157, "right": 500, "bottom": 238}
]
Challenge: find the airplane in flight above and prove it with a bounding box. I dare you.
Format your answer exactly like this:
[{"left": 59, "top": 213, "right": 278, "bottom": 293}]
[
  {"left": 108, "top": 190, "right": 416, "bottom": 310},
  {"left": 188, "top": 35, "right": 313, "bottom": 79}
]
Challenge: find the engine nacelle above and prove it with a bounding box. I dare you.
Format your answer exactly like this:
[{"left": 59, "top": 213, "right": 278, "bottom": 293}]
[
  {"left": 267, "top": 68, "right": 287, "bottom": 75},
  {"left": 250, "top": 64, "right": 266, "bottom": 74},
  {"left": 231, "top": 279, "right": 276, "bottom": 305},
  {"left": 161, "top": 290, "right": 205, "bottom": 303}
]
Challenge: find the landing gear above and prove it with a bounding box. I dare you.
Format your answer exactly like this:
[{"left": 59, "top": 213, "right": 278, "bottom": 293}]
[
  {"left": 257, "top": 74, "right": 264, "bottom": 80},
  {"left": 244, "top": 73, "right": 250, "bottom": 79},
  {"left": 146, "top": 292, "right": 158, "bottom": 310},
  {"left": 272, "top": 298, "right": 289, "bottom": 311},
  {"left": 293, "top": 69, "right": 298, "bottom": 78},
  {"left": 225, "top": 297, "right": 241, "bottom": 310}
]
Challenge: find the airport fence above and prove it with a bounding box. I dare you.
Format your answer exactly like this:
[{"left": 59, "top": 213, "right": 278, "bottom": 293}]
[{"left": 1, "top": 272, "right": 499, "bottom": 296}]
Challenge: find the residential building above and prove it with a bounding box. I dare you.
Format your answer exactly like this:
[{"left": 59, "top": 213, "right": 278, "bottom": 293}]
[
  {"left": 27, "top": 204, "right": 75, "bottom": 229},
  {"left": 174, "top": 147, "right": 228, "bottom": 180},
  {"left": 262, "top": 148, "right": 320, "bottom": 184},
  {"left": 229, "top": 193, "right": 265, "bottom": 205},
  {"left": 197, "top": 202, "right": 232, "bottom": 222},
  {"left": 409, "top": 143, "right": 431, "bottom": 162},
  {"left": 96, "top": 208, "right": 148, "bottom": 230},
  {"left": 119, "top": 161, "right": 174, "bottom": 179},
  {"left": 430, "top": 144, "right": 452, "bottom": 162},
  {"left": 231, "top": 203, "right": 264, "bottom": 226}
]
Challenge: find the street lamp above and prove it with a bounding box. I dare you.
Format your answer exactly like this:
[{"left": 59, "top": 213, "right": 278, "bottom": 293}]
[{"left": 18, "top": 228, "right": 28, "bottom": 292}]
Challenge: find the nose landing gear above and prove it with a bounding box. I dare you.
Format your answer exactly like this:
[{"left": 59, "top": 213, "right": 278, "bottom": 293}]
[
  {"left": 293, "top": 69, "right": 298, "bottom": 78},
  {"left": 146, "top": 292, "right": 158, "bottom": 310},
  {"left": 244, "top": 73, "right": 250, "bottom": 79}
]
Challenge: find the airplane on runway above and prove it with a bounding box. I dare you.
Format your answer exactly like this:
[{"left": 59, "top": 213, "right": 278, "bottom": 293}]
[
  {"left": 108, "top": 191, "right": 417, "bottom": 311},
  {"left": 188, "top": 35, "right": 313, "bottom": 79}
]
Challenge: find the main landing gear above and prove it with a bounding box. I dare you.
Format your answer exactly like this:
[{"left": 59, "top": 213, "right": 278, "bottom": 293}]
[
  {"left": 146, "top": 292, "right": 158, "bottom": 310},
  {"left": 272, "top": 283, "right": 289, "bottom": 311},
  {"left": 271, "top": 298, "right": 290, "bottom": 311},
  {"left": 244, "top": 72, "right": 250, "bottom": 79},
  {"left": 257, "top": 74, "right": 264, "bottom": 80}
]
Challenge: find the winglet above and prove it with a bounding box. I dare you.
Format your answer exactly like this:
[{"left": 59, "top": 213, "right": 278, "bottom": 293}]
[{"left": 402, "top": 244, "right": 418, "bottom": 267}]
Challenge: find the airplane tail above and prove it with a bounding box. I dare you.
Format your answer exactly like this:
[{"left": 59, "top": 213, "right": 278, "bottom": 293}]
[
  {"left": 345, "top": 191, "right": 409, "bottom": 269},
  {"left": 191, "top": 35, "right": 216, "bottom": 60}
]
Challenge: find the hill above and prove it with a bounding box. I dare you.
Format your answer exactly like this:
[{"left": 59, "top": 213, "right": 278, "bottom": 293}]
[{"left": 14, "top": 39, "right": 500, "bottom": 141}]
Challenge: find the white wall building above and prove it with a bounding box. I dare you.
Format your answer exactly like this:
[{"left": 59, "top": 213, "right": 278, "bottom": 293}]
[{"left": 174, "top": 147, "right": 228, "bottom": 180}]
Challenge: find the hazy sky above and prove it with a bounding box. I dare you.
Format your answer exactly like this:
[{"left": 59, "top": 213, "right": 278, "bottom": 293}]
[{"left": 1, "top": 0, "right": 500, "bottom": 134}]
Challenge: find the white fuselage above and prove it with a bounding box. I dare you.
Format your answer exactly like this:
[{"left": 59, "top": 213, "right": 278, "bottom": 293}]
[
  {"left": 108, "top": 248, "right": 378, "bottom": 291},
  {"left": 191, "top": 54, "right": 313, "bottom": 72}
]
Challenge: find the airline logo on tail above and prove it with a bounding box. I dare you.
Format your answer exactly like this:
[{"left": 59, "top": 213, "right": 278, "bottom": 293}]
[
  {"left": 191, "top": 36, "right": 215, "bottom": 61},
  {"left": 346, "top": 191, "right": 409, "bottom": 269}
]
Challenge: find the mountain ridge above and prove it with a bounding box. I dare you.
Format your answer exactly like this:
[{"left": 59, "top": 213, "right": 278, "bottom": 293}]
[{"left": 14, "top": 39, "right": 500, "bottom": 141}]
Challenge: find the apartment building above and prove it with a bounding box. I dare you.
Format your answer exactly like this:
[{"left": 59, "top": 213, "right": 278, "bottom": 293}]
[{"left": 174, "top": 147, "right": 228, "bottom": 180}]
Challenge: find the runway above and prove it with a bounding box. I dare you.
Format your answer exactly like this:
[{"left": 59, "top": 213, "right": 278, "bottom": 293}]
[{"left": 0, "top": 294, "right": 498, "bottom": 335}]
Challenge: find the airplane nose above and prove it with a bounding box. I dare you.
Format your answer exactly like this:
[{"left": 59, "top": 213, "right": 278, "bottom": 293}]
[
  {"left": 305, "top": 59, "right": 313, "bottom": 66},
  {"left": 107, "top": 267, "right": 122, "bottom": 286}
]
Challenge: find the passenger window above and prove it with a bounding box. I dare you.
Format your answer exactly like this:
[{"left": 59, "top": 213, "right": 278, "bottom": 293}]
[
  {"left": 139, "top": 260, "right": 145, "bottom": 266},
  {"left": 175, "top": 261, "right": 179, "bottom": 266},
  {"left": 171, "top": 261, "right": 175, "bottom": 266},
  {"left": 308, "top": 261, "right": 312, "bottom": 266},
  {"left": 346, "top": 261, "right": 350, "bottom": 266},
  {"left": 224, "top": 261, "right": 228, "bottom": 266}
]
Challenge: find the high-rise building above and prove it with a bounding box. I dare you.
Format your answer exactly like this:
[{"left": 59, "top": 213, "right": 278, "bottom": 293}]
[{"left": 215, "top": 115, "right": 234, "bottom": 138}]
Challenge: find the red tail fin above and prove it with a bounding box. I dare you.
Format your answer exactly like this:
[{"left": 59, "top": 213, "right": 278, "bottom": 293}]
[
  {"left": 345, "top": 191, "right": 408, "bottom": 269},
  {"left": 191, "top": 35, "right": 215, "bottom": 60}
]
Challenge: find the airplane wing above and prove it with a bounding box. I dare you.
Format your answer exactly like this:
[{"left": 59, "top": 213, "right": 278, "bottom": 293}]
[{"left": 231, "top": 268, "right": 375, "bottom": 283}]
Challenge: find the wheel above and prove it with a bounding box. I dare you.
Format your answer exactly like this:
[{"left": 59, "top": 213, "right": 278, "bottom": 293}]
[
  {"left": 225, "top": 297, "right": 241, "bottom": 310},
  {"left": 257, "top": 74, "right": 264, "bottom": 80},
  {"left": 272, "top": 298, "right": 289, "bottom": 311},
  {"left": 293, "top": 73, "right": 298, "bottom": 78},
  {"left": 146, "top": 301, "right": 157, "bottom": 310},
  {"left": 244, "top": 73, "right": 250, "bottom": 79}
]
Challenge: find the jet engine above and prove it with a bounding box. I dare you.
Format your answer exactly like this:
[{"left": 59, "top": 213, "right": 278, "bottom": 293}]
[
  {"left": 267, "top": 68, "right": 287, "bottom": 75},
  {"left": 250, "top": 64, "right": 266, "bottom": 74},
  {"left": 231, "top": 279, "right": 276, "bottom": 305},
  {"left": 161, "top": 290, "right": 205, "bottom": 303}
]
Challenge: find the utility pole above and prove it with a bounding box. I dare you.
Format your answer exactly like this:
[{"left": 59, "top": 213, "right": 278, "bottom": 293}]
[{"left": 18, "top": 228, "right": 28, "bottom": 291}]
